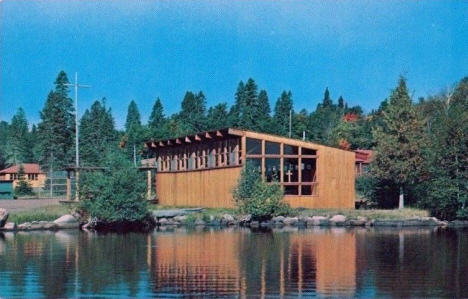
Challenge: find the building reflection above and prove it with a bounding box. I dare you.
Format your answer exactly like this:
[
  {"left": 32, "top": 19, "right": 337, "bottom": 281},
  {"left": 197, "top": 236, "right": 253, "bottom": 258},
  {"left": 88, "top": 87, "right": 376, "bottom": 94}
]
[{"left": 148, "top": 227, "right": 357, "bottom": 297}]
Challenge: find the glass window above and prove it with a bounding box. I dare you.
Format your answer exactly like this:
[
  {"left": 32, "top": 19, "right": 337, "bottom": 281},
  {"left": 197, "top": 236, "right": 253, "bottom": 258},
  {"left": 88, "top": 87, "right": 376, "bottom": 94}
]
[
  {"left": 301, "top": 185, "right": 312, "bottom": 195},
  {"left": 265, "top": 158, "right": 280, "bottom": 182},
  {"left": 284, "top": 144, "right": 298, "bottom": 155},
  {"left": 229, "top": 152, "right": 237, "bottom": 165},
  {"left": 283, "top": 158, "right": 299, "bottom": 182},
  {"left": 265, "top": 141, "right": 280, "bottom": 155},
  {"left": 246, "top": 158, "right": 262, "bottom": 172},
  {"left": 301, "top": 158, "right": 317, "bottom": 182},
  {"left": 171, "top": 159, "right": 177, "bottom": 171},
  {"left": 188, "top": 156, "right": 195, "bottom": 170},
  {"left": 284, "top": 185, "right": 299, "bottom": 195},
  {"left": 208, "top": 152, "right": 216, "bottom": 168},
  {"left": 302, "top": 148, "right": 317, "bottom": 156},
  {"left": 246, "top": 138, "right": 262, "bottom": 155}
]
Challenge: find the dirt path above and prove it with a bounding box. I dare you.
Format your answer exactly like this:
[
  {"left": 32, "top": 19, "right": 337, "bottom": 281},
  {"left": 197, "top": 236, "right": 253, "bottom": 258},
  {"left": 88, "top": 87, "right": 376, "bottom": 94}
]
[{"left": 0, "top": 198, "right": 63, "bottom": 212}]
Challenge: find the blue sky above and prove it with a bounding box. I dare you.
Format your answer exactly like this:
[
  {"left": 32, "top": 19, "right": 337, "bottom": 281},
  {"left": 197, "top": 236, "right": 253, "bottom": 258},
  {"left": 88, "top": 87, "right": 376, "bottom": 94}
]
[{"left": 1, "top": 1, "right": 467, "bottom": 129}]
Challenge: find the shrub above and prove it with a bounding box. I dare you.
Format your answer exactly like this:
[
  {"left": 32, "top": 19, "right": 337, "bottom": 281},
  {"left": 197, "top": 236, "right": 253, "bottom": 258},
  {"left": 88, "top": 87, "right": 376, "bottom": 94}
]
[
  {"left": 232, "top": 161, "right": 290, "bottom": 221},
  {"left": 14, "top": 164, "right": 35, "bottom": 197},
  {"left": 78, "top": 150, "right": 148, "bottom": 224}
]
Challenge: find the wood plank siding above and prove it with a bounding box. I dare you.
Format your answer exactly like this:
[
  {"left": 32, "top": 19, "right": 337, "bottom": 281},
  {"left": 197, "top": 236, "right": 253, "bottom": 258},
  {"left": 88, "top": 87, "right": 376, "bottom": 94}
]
[
  {"left": 146, "top": 128, "right": 355, "bottom": 209},
  {"left": 156, "top": 166, "right": 242, "bottom": 208}
]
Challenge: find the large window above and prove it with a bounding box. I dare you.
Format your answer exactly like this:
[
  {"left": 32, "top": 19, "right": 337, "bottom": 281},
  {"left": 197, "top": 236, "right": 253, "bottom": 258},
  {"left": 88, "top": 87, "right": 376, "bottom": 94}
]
[{"left": 245, "top": 140, "right": 318, "bottom": 196}]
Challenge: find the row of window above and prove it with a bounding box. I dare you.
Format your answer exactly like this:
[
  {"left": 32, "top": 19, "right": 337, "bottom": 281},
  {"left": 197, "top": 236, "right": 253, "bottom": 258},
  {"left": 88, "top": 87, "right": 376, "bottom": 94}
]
[
  {"left": 5, "top": 174, "right": 39, "bottom": 181},
  {"left": 156, "top": 139, "right": 241, "bottom": 172},
  {"left": 246, "top": 138, "right": 317, "bottom": 156}
]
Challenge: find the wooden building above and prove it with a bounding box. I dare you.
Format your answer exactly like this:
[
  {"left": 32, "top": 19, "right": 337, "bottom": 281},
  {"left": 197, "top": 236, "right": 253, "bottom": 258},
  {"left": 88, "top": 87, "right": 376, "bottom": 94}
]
[
  {"left": 0, "top": 164, "right": 46, "bottom": 190},
  {"left": 354, "top": 149, "right": 373, "bottom": 176},
  {"left": 145, "top": 128, "right": 355, "bottom": 209}
]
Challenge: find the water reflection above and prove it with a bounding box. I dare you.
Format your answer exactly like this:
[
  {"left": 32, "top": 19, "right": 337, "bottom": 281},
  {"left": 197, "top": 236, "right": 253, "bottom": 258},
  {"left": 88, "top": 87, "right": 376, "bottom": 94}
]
[{"left": 0, "top": 227, "right": 467, "bottom": 298}]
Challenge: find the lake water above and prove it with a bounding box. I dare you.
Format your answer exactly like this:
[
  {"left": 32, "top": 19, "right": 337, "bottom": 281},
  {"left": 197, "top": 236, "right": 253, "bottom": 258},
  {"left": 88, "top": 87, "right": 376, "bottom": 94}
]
[{"left": 0, "top": 226, "right": 467, "bottom": 298}]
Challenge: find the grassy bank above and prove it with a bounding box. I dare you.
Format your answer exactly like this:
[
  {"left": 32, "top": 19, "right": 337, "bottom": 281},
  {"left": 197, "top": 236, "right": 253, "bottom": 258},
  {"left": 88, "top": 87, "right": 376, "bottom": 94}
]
[
  {"left": 8, "top": 205, "right": 76, "bottom": 224},
  {"left": 6, "top": 203, "right": 430, "bottom": 225}
]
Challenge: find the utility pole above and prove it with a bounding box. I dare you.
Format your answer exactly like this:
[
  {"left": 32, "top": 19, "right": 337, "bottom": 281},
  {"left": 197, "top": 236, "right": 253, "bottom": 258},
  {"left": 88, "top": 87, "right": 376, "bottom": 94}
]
[
  {"left": 289, "top": 109, "right": 292, "bottom": 138},
  {"left": 64, "top": 72, "right": 90, "bottom": 201},
  {"left": 134, "top": 144, "right": 137, "bottom": 167},
  {"left": 50, "top": 152, "right": 53, "bottom": 198}
]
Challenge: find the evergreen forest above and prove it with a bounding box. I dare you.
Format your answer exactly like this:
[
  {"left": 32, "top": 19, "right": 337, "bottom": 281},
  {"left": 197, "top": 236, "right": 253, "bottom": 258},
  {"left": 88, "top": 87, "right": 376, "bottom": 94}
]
[{"left": 1, "top": 71, "right": 468, "bottom": 220}]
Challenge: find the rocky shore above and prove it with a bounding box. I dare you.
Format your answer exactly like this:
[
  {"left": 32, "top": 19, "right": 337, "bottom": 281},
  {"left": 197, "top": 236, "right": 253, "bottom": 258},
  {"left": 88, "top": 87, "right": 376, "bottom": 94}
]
[
  {"left": 151, "top": 213, "right": 468, "bottom": 228},
  {"left": 1, "top": 207, "right": 468, "bottom": 232}
]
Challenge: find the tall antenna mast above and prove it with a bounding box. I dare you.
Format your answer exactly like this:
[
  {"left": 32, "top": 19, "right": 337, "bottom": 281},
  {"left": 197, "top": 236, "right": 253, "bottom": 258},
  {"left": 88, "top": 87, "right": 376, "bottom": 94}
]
[{"left": 64, "top": 72, "right": 90, "bottom": 168}]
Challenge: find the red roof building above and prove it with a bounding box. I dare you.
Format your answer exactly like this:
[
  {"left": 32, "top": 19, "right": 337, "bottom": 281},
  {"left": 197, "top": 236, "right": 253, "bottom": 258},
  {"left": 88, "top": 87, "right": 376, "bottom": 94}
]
[
  {"left": 354, "top": 150, "right": 373, "bottom": 175},
  {"left": 0, "top": 164, "right": 46, "bottom": 188}
]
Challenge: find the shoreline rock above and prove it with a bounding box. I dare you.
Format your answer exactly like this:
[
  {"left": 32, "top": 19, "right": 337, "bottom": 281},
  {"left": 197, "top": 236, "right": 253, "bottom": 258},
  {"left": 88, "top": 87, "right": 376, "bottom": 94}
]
[
  {"left": 0, "top": 208, "right": 9, "bottom": 228},
  {"left": 1, "top": 209, "right": 467, "bottom": 232}
]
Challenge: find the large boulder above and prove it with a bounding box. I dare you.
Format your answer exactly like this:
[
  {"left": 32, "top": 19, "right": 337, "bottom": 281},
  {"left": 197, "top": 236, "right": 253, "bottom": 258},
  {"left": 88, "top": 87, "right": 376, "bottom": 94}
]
[
  {"left": 30, "top": 221, "right": 44, "bottom": 230},
  {"left": 222, "top": 214, "right": 235, "bottom": 223},
  {"left": 53, "top": 214, "right": 80, "bottom": 229},
  {"left": 0, "top": 208, "right": 9, "bottom": 228},
  {"left": 307, "top": 216, "right": 329, "bottom": 226},
  {"left": 3, "top": 222, "right": 16, "bottom": 230},
  {"left": 239, "top": 214, "right": 252, "bottom": 225},
  {"left": 283, "top": 217, "right": 298, "bottom": 226},
  {"left": 348, "top": 219, "right": 367, "bottom": 226},
  {"left": 330, "top": 215, "right": 347, "bottom": 226},
  {"left": 17, "top": 222, "right": 31, "bottom": 230}
]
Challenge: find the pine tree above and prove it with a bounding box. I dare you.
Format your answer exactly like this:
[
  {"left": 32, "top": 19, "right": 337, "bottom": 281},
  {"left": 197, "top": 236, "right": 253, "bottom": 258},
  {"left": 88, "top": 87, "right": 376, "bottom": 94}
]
[
  {"left": 5, "top": 108, "right": 31, "bottom": 165},
  {"left": 338, "top": 95, "right": 345, "bottom": 111},
  {"left": 80, "top": 99, "right": 117, "bottom": 166},
  {"left": 123, "top": 100, "right": 144, "bottom": 161},
  {"left": 372, "top": 76, "right": 426, "bottom": 209},
  {"left": 125, "top": 100, "right": 142, "bottom": 132},
  {"left": 240, "top": 78, "right": 259, "bottom": 130},
  {"left": 292, "top": 109, "right": 309, "bottom": 140},
  {"left": 178, "top": 91, "right": 207, "bottom": 134},
  {"left": 206, "top": 103, "right": 229, "bottom": 130},
  {"left": 148, "top": 98, "right": 167, "bottom": 139},
  {"left": 272, "top": 91, "right": 293, "bottom": 137},
  {"left": 309, "top": 88, "right": 341, "bottom": 145},
  {"left": 322, "top": 87, "right": 333, "bottom": 108},
  {"left": 14, "top": 164, "right": 34, "bottom": 196},
  {"left": 0, "top": 121, "right": 9, "bottom": 169},
  {"left": 229, "top": 81, "right": 246, "bottom": 128},
  {"left": 257, "top": 90, "right": 271, "bottom": 133},
  {"left": 36, "top": 71, "right": 75, "bottom": 170}
]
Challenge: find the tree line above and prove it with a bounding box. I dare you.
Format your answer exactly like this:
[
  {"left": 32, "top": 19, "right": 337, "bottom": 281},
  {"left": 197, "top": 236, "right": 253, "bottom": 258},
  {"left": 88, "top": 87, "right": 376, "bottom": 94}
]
[
  {"left": 0, "top": 71, "right": 367, "bottom": 171},
  {"left": 1, "top": 70, "right": 468, "bottom": 219}
]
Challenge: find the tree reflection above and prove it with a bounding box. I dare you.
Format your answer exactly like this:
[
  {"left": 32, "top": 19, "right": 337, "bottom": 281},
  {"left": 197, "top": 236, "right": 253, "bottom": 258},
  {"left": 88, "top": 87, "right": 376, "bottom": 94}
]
[
  {"left": 77, "top": 232, "right": 149, "bottom": 297},
  {"left": 355, "top": 227, "right": 468, "bottom": 298}
]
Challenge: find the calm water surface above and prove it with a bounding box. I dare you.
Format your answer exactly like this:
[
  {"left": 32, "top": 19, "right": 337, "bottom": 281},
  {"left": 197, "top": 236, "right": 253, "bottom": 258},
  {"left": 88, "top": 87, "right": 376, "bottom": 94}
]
[{"left": 0, "top": 226, "right": 467, "bottom": 298}]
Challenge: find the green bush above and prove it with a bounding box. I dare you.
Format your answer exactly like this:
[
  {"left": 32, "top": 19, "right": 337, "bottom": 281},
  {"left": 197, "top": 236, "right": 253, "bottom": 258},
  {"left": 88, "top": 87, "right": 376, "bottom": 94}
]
[
  {"left": 232, "top": 161, "right": 290, "bottom": 221},
  {"left": 14, "top": 164, "right": 35, "bottom": 197},
  {"left": 78, "top": 150, "right": 148, "bottom": 224}
]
